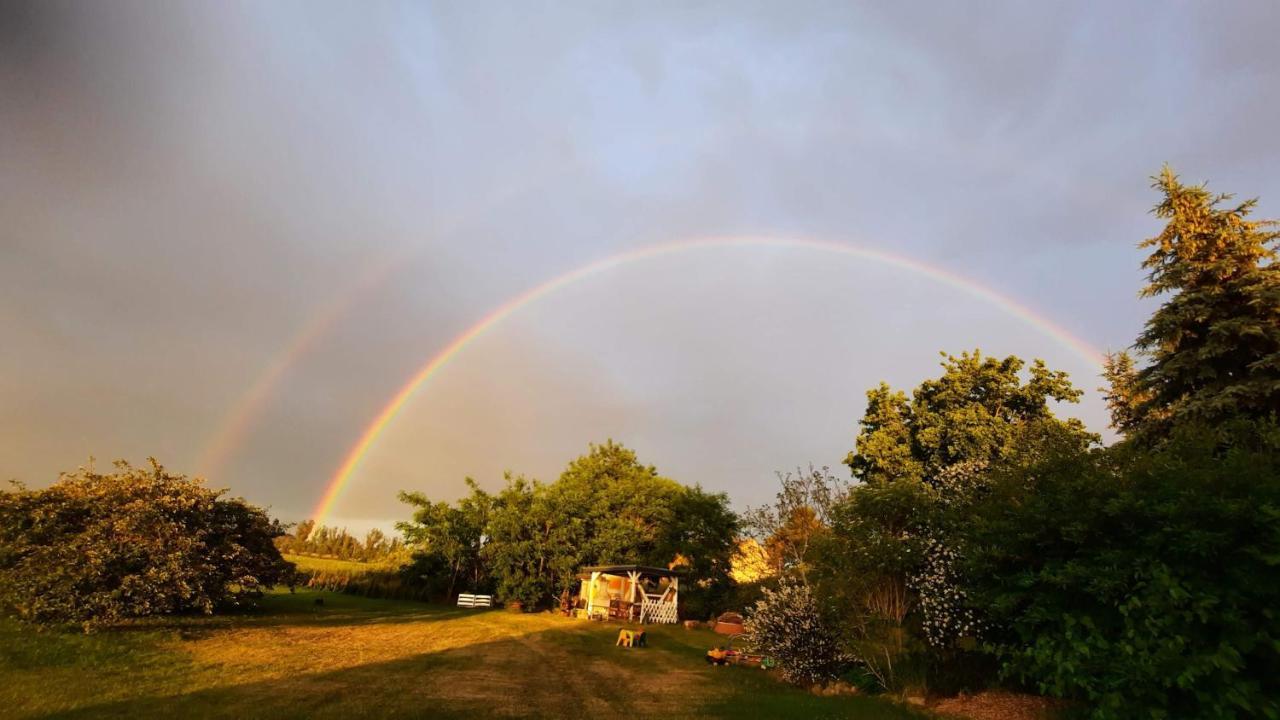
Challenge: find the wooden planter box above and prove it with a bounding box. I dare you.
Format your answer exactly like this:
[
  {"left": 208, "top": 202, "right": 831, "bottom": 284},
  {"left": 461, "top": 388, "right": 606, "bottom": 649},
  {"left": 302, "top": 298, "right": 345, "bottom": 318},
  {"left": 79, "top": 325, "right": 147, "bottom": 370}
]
[{"left": 713, "top": 621, "right": 745, "bottom": 635}]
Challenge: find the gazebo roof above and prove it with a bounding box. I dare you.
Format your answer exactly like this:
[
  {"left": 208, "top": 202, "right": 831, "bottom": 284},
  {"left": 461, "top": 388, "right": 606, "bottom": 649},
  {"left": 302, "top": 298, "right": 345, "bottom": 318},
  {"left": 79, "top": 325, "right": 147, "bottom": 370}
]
[{"left": 579, "top": 564, "right": 685, "bottom": 578}]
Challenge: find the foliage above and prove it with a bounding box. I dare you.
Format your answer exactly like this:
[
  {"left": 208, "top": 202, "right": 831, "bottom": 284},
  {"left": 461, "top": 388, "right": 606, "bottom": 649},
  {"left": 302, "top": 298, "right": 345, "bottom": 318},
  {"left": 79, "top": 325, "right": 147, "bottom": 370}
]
[
  {"left": 398, "top": 441, "right": 739, "bottom": 610},
  {"left": 745, "top": 578, "right": 850, "bottom": 685},
  {"left": 964, "top": 421, "right": 1280, "bottom": 719},
  {"left": 845, "top": 351, "right": 1096, "bottom": 484},
  {"left": 397, "top": 477, "right": 492, "bottom": 599},
  {"left": 822, "top": 353, "right": 1095, "bottom": 692},
  {"left": 818, "top": 478, "right": 931, "bottom": 692},
  {"left": 1120, "top": 167, "right": 1280, "bottom": 439},
  {"left": 282, "top": 553, "right": 433, "bottom": 601},
  {"left": 0, "top": 459, "right": 290, "bottom": 628},
  {"left": 275, "top": 521, "right": 407, "bottom": 564},
  {"left": 483, "top": 474, "right": 556, "bottom": 608},
  {"left": 728, "top": 538, "right": 774, "bottom": 584},
  {"left": 910, "top": 462, "right": 989, "bottom": 651},
  {"left": 743, "top": 465, "right": 848, "bottom": 581}
]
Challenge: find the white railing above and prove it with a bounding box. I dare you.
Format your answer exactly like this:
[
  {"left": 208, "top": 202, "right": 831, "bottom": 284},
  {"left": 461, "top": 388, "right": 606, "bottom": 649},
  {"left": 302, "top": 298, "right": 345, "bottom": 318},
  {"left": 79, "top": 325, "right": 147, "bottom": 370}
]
[{"left": 640, "top": 593, "right": 678, "bottom": 624}]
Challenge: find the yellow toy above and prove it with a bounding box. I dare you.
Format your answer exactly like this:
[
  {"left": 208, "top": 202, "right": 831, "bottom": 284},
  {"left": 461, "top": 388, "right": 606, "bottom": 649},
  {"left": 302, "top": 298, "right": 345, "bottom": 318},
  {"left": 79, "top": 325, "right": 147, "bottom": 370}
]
[{"left": 616, "top": 629, "right": 647, "bottom": 648}]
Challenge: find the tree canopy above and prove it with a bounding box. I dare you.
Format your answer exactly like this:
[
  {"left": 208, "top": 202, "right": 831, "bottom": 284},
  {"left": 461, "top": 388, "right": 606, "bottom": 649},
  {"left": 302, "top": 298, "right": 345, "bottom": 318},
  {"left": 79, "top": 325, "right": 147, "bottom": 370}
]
[
  {"left": 397, "top": 440, "right": 738, "bottom": 609},
  {"left": 845, "top": 350, "right": 1096, "bottom": 485}
]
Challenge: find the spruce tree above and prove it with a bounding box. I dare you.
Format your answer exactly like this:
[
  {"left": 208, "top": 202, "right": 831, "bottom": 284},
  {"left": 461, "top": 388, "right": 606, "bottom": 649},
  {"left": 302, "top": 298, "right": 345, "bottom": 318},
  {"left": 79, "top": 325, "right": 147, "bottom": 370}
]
[{"left": 1125, "top": 167, "right": 1280, "bottom": 438}]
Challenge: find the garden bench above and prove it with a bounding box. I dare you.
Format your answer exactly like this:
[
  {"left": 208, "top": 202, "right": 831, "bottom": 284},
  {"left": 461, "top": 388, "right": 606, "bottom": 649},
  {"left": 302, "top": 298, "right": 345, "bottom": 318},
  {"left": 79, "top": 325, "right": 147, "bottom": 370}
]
[{"left": 456, "top": 593, "right": 493, "bottom": 608}]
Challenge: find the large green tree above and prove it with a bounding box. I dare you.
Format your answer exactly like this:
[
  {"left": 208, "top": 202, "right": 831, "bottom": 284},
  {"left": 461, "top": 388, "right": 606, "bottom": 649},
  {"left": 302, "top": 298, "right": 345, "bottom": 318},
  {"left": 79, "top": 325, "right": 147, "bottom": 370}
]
[
  {"left": 1107, "top": 168, "right": 1280, "bottom": 438},
  {"left": 846, "top": 351, "right": 1095, "bottom": 484},
  {"left": 397, "top": 478, "right": 493, "bottom": 599},
  {"left": 483, "top": 474, "right": 557, "bottom": 607}
]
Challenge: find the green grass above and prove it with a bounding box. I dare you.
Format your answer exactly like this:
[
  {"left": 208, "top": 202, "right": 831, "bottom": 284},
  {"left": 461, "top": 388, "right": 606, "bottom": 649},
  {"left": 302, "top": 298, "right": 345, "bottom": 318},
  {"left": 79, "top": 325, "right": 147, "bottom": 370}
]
[
  {"left": 282, "top": 553, "right": 388, "bottom": 573},
  {"left": 0, "top": 590, "right": 927, "bottom": 719}
]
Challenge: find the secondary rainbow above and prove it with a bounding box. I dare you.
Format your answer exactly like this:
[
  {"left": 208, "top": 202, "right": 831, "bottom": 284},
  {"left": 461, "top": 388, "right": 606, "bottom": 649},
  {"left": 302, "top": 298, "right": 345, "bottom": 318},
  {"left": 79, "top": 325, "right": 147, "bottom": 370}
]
[
  {"left": 310, "top": 235, "right": 1108, "bottom": 526},
  {"left": 196, "top": 254, "right": 403, "bottom": 479}
]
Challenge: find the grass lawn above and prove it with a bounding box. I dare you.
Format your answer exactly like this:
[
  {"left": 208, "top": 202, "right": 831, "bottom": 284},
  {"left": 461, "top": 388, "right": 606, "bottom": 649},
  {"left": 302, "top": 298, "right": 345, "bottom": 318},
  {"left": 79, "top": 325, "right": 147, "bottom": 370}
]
[
  {"left": 282, "top": 553, "right": 386, "bottom": 573},
  {"left": 0, "top": 590, "right": 927, "bottom": 719}
]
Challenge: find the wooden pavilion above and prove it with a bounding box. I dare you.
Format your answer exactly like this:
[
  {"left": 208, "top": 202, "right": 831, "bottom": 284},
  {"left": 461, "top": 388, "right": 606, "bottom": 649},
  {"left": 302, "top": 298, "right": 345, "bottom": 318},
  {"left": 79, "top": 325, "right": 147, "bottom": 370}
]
[{"left": 575, "top": 565, "right": 682, "bottom": 624}]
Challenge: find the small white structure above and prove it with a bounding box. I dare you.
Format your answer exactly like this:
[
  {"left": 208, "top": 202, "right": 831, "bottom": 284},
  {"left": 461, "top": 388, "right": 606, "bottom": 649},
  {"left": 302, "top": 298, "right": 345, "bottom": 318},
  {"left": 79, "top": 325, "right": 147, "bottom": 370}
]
[
  {"left": 576, "top": 564, "right": 682, "bottom": 624},
  {"left": 456, "top": 593, "right": 492, "bottom": 608}
]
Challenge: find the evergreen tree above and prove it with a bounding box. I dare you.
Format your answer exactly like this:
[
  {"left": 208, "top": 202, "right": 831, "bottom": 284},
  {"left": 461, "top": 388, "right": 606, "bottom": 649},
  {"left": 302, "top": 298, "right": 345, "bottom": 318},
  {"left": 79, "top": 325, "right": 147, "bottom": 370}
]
[{"left": 1125, "top": 167, "right": 1280, "bottom": 437}]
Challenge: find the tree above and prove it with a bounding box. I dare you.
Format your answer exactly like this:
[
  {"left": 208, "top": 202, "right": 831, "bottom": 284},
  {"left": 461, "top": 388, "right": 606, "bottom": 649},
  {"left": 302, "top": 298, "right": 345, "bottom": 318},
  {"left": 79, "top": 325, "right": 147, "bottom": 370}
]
[
  {"left": 483, "top": 474, "right": 557, "bottom": 607},
  {"left": 744, "top": 465, "right": 848, "bottom": 581},
  {"left": 294, "top": 519, "right": 315, "bottom": 546},
  {"left": 398, "top": 478, "right": 492, "bottom": 599},
  {"left": 663, "top": 485, "right": 738, "bottom": 583},
  {"left": 0, "top": 459, "right": 290, "bottom": 628},
  {"left": 846, "top": 351, "right": 1095, "bottom": 485},
  {"left": 549, "top": 440, "right": 684, "bottom": 574},
  {"left": 1123, "top": 168, "right": 1280, "bottom": 438},
  {"left": 363, "top": 528, "right": 387, "bottom": 558},
  {"left": 1099, "top": 351, "right": 1150, "bottom": 435},
  {"left": 845, "top": 385, "right": 922, "bottom": 484}
]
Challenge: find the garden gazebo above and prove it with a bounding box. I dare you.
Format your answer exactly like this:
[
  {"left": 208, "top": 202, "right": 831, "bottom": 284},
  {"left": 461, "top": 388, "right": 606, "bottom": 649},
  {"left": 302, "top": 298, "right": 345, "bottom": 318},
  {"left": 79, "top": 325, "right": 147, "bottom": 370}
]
[{"left": 576, "top": 565, "right": 682, "bottom": 624}]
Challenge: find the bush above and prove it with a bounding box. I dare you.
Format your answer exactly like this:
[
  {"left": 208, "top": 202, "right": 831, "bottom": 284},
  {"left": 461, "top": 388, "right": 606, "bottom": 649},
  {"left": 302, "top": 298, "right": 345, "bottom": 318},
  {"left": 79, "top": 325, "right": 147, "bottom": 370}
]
[
  {"left": 0, "top": 459, "right": 291, "bottom": 628},
  {"left": 745, "top": 579, "right": 849, "bottom": 685},
  {"left": 965, "top": 423, "right": 1280, "bottom": 719}
]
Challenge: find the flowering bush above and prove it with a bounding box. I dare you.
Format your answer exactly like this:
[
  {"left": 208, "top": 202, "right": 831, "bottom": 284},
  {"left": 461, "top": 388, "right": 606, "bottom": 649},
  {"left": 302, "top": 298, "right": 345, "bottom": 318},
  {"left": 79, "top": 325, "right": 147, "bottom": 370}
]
[
  {"left": 745, "top": 579, "right": 848, "bottom": 685},
  {"left": 911, "top": 537, "right": 986, "bottom": 649},
  {"left": 0, "top": 459, "right": 291, "bottom": 628},
  {"left": 912, "top": 461, "right": 988, "bottom": 649}
]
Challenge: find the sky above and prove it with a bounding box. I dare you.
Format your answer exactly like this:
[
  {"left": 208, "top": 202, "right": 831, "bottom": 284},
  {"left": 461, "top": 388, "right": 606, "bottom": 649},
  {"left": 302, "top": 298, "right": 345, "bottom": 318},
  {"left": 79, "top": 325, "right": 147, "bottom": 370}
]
[{"left": 3, "top": 1, "right": 1278, "bottom": 531}]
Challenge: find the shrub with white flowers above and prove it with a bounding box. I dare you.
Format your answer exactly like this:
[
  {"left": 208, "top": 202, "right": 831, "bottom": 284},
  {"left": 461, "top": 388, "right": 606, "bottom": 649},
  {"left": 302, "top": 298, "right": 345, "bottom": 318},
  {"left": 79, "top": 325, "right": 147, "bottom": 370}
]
[
  {"left": 912, "top": 461, "right": 989, "bottom": 648},
  {"left": 745, "top": 578, "right": 849, "bottom": 685},
  {"left": 911, "top": 535, "right": 987, "bottom": 648}
]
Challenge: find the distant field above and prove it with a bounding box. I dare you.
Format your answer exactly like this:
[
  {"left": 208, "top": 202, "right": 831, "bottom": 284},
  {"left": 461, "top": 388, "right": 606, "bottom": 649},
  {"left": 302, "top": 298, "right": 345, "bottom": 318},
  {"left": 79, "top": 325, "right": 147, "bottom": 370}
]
[
  {"left": 0, "top": 590, "right": 925, "bottom": 719},
  {"left": 283, "top": 553, "right": 390, "bottom": 573}
]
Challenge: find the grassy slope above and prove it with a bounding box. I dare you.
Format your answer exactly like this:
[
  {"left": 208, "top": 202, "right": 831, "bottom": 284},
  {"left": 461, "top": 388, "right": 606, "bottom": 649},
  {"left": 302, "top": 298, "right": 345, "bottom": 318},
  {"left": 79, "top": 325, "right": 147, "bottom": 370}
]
[{"left": 0, "top": 590, "right": 926, "bottom": 720}]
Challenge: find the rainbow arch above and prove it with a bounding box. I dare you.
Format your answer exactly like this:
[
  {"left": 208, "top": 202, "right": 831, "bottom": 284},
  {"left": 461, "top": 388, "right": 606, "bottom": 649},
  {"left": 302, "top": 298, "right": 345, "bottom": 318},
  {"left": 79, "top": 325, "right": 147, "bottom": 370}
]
[{"left": 310, "top": 235, "right": 1107, "bottom": 526}]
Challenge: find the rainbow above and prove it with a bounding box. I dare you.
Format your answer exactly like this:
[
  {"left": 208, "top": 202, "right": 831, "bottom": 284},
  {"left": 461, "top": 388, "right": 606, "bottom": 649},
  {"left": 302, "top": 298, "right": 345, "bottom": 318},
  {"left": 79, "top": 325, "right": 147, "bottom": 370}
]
[
  {"left": 195, "top": 166, "right": 578, "bottom": 481},
  {"left": 195, "top": 254, "right": 403, "bottom": 480},
  {"left": 310, "top": 235, "right": 1107, "bottom": 526}
]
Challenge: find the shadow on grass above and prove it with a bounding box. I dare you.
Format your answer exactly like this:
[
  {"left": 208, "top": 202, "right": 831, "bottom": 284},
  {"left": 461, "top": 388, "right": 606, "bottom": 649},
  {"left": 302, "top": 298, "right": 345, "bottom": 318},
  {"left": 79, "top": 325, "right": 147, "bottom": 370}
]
[{"left": 37, "top": 620, "right": 924, "bottom": 720}]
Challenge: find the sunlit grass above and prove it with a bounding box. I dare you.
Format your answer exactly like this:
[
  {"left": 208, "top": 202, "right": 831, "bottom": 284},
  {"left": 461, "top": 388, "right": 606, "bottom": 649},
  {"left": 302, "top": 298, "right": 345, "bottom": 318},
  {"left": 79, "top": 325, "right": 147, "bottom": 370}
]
[
  {"left": 1, "top": 590, "right": 925, "bottom": 719},
  {"left": 282, "top": 553, "right": 394, "bottom": 573}
]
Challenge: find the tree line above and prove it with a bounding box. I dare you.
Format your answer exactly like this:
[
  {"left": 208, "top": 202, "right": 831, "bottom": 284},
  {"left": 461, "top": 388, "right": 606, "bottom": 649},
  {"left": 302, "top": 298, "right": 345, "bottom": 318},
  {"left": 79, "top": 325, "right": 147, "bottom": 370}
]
[{"left": 274, "top": 521, "right": 407, "bottom": 564}]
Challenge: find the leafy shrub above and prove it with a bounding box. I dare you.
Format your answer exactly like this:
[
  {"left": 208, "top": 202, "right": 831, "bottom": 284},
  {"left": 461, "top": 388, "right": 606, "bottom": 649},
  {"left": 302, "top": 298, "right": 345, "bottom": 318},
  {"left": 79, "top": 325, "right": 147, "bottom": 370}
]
[
  {"left": 965, "top": 423, "right": 1280, "bottom": 719},
  {"left": 745, "top": 579, "right": 849, "bottom": 685},
  {"left": 0, "top": 459, "right": 291, "bottom": 628}
]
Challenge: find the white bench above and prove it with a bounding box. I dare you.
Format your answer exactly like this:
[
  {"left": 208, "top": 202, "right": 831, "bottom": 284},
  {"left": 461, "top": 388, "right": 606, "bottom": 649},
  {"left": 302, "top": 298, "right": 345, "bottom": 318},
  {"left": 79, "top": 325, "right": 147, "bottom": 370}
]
[{"left": 456, "top": 593, "right": 493, "bottom": 608}]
